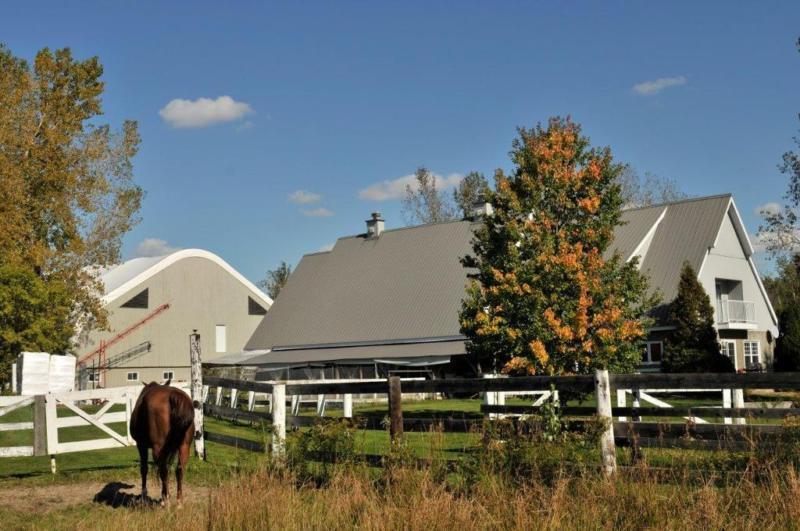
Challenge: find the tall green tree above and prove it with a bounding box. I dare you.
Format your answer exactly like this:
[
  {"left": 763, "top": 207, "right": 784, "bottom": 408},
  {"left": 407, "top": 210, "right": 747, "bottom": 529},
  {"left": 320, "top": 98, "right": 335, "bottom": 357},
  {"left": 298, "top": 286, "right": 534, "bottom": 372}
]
[
  {"left": 662, "top": 263, "right": 732, "bottom": 372},
  {"left": 766, "top": 256, "right": 800, "bottom": 371},
  {"left": 460, "top": 117, "right": 654, "bottom": 375},
  {"left": 0, "top": 45, "right": 142, "bottom": 378},
  {"left": 259, "top": 261, "right": 292, "bottom": 300}
]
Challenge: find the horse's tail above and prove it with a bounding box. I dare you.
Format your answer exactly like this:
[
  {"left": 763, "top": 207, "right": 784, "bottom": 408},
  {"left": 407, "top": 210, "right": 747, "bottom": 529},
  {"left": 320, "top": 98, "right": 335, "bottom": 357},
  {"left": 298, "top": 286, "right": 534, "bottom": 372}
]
[{"left": 162, "top": 388, "right": 195, "bottom": 465}]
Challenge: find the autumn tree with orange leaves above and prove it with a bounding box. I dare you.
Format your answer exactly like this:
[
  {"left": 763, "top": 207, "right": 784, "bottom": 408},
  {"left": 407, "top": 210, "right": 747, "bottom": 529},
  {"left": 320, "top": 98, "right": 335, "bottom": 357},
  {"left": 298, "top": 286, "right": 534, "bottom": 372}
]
[{"left": 459, "top": 117, "right": 656, "bottom": 375}]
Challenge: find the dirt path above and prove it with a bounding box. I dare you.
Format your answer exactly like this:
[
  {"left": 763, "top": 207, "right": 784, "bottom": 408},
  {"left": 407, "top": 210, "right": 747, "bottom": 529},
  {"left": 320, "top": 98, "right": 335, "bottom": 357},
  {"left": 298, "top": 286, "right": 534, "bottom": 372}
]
[{"left": 0, "top": 479, "right": 210, "bottom": 514}]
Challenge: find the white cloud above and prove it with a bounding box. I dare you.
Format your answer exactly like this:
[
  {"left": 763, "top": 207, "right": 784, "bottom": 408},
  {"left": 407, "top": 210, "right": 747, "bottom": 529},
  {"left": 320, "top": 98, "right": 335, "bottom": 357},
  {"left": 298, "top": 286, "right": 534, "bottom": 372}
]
[
  {"left": 301, "top": 207, "right": 334, "bottom": 217},
  {"left": 159, "top": 96, "right": 253, "bottom": 128},
  {"left": 288, "top": 190, "right": 322, "bottom": 204},
  {"left": 632, "top": 76, "right": 688, "bottom": 96},
  {"left": 358, "top": 172, "right": 463, "bottom": 201},
  {"left": 135, "top": 238, "right": 180, "bottom": 257},
  {"left": 756, "top": 202, "right": 781, "bottom": 216}
]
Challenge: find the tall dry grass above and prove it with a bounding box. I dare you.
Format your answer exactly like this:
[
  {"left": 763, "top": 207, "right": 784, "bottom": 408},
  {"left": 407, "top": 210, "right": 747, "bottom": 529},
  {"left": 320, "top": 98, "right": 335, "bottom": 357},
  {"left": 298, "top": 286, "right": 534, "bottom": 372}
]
[{"left": 98, "top": 463, "right": 800, "bottom": 531}]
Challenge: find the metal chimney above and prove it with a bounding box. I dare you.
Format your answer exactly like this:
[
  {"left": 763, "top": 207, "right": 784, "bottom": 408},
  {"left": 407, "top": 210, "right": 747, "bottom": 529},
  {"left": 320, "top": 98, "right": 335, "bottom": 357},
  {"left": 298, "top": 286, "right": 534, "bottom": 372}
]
[{"left": 366, "top": 212, "right": 385, "bottom": 238}]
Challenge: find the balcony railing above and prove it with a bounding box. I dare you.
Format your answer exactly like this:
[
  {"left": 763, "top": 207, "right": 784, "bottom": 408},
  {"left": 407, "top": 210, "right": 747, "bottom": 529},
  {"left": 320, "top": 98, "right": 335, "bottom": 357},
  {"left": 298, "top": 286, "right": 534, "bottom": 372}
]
[{"left": 716, "top": 299, "right": 756, "bottom": 325}]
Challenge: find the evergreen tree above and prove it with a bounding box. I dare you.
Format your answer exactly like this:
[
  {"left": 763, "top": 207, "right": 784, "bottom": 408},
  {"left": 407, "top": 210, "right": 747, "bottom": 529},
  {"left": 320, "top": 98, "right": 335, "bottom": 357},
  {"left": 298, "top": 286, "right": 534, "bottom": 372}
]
[
  {"left": 459, "top": 117, "right": 654, "bottom": 375},
  {"left": 775, "top": 304, "right": 800, "bottom": 371},
  {"left": 663, "top": 262, "right": 733, "bottom": 372}
]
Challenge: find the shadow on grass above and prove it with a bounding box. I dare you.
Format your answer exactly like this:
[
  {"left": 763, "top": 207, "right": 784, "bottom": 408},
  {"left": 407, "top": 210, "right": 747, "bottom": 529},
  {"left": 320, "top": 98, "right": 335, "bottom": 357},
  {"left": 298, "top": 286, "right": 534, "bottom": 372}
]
[{"left": 93, "top": 482, "right": 159, "bottom": 508}]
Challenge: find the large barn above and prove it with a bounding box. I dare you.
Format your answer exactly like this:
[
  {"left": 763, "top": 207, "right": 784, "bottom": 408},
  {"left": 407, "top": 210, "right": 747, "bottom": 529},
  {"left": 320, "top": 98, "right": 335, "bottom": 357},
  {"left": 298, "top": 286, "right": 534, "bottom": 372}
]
[
  {"left": 76, "top": 249, "right": 272, "bottom": 388},
  {"left": 209, "top": 194, "right": 778, "bottom": 379}
]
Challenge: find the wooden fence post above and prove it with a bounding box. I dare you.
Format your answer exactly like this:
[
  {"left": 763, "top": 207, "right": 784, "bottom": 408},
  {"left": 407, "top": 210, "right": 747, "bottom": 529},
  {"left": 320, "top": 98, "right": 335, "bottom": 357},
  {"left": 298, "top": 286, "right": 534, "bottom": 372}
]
[
  {"left": 33, "top": 395, "right": 47, "bottom": 457},
  {"left": 189, "top": 330, "right": 206, "bottom": 460},
  {"left": 733, "top": 389, "right": 745, "bottom": 425},
  {"left": 595, "top": 369, "right": 617, "bottom": 477},
  {"left": 388, "top": 376, "right": 403, "bottom": 443},
  {"left": 44, "top": 394, "right": 58, "bottom": 474},
  {"left": 271, "top": 383, "right": 286, "bottom": 459},
  {"left": 722, "top": 389, "right": 732, "bottom": 425},
  {"left": 343, "top": 393, "right": 353, "bottom": 418},
  {"left": 11, "top": 363, "right": 17, "bottom": 394}
]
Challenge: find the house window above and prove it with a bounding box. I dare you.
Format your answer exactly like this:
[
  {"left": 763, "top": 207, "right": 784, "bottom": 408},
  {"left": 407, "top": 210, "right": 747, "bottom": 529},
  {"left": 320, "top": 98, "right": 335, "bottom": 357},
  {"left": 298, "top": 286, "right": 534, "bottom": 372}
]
[
  {"left": 121, "top": 288, "right": 149, "bottom": 309},
  {"left": 720, "top": 340, "right": 737, "bottom": 371},
  {"left": 163, "top": 371, "right": 174, "bottom": 381},
  {"left": 215, "top": 325, "right": 227, "bottom": 353},
  {"left": 126, "top": 372, "right": 139, "bottom": 382},
  {"left": 248, "top": 296, "right": 267, "bottom": 316},
  {"left": 642, "top": 341, "right": 663, "bottom": 364},
  {"left": 744, "top": 341, "right": 761, "bottom": 368}
]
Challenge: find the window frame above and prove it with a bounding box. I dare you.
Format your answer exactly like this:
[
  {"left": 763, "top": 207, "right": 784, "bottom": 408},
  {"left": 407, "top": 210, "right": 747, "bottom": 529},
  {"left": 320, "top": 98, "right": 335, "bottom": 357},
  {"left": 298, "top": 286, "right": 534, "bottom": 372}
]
[
  {"left": 642, "top": 341, "right": 663, "bottom": 364},
  {"left": 743, "top": 340, "right": 761, "bottom": 368},
  {"left": 720, "top": 340, "right": 738, "bottom": 371},
  {"left": 126, "top": 371, "right": 139, "bottom": 382},
  {"left": 215, "top": 324, "right": 227, "bottom": 353}
]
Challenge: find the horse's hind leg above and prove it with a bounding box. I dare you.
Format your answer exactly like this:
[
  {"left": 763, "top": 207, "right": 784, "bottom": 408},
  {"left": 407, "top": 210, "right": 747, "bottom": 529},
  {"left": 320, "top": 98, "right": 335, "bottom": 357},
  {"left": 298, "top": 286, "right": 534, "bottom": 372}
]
[
  {"left": 137, "top": 444, "right": 149, "bottom": 501},
  {"left": 154, "top": 444, "right": 169, "bottom": 504},
  {"left": 176, "top": 440, "right": 190, "bottom": 501}
]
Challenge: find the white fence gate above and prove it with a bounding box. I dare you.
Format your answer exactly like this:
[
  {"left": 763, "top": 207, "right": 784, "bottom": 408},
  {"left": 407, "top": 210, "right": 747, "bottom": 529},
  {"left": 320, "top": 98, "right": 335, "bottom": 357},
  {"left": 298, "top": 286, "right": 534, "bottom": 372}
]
[{"left": 0, "top": 383, "right": 192, "bottom": 471}]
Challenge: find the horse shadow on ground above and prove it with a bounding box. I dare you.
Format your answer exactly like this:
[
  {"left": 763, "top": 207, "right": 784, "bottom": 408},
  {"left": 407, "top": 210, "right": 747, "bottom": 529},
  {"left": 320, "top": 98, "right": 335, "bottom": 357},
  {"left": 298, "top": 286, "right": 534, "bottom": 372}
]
[{"left": 93, "top": 482, "right": 159, "bottom": 509}]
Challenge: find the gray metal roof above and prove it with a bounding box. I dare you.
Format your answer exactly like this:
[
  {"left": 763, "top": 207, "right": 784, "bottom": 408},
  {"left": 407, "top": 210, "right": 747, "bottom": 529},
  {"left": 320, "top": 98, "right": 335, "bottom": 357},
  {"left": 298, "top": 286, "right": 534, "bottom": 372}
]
[
  {"left": 637, "top": 194, "right": 731, "bottom": 302},
  {"left": 245, "top": 220, "right": 477, "bottom": 351},
  {"left": 243, "top": 194, "right": 736, "bottom": 364}
]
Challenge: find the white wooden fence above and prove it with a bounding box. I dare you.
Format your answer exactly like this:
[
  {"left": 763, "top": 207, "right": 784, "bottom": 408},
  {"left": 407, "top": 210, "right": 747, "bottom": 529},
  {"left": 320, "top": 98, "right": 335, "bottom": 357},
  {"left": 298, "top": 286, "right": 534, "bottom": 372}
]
[{"left": 0, "top": 383, "right": 191, "bottom": 471}]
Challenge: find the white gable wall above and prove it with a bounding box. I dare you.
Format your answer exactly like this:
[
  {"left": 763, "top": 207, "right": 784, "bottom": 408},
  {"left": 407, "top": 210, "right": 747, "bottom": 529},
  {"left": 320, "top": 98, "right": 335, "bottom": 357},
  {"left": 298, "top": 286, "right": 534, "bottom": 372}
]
[
  {"left": 697, "top": 209, "right": 777, "bottom": 335},
  {"left": 78, "top": 255, "right": 269, "bottom": 387}
]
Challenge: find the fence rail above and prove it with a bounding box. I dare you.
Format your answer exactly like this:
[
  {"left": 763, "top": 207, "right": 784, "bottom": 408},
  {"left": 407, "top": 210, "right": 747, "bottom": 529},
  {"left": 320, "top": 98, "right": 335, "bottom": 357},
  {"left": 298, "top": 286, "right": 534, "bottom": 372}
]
[{"left": 201, "top": 371, "right": 800, "bottom": 475}]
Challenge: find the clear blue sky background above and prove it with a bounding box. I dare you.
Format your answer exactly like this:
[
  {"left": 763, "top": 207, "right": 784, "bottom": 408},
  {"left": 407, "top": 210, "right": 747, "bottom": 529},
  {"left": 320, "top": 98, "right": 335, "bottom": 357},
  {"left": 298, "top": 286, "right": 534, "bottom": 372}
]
[{"left": 3, "top": 1, "right": 799, "bottom": 282}]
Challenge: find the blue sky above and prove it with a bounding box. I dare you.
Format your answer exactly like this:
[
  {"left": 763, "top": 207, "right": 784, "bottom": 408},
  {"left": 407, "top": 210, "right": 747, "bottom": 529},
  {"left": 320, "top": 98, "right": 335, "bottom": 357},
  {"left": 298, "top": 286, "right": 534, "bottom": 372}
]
[{"left": 3, "top": 1, "right": 799, "bottom": 282}]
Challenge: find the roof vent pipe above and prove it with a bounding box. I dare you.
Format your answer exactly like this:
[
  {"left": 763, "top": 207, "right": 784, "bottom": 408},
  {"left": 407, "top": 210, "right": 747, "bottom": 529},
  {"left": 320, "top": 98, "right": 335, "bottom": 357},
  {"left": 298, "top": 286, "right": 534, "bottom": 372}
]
[{"left": 366, "top": 212, "right": 385, "bottom": 238}]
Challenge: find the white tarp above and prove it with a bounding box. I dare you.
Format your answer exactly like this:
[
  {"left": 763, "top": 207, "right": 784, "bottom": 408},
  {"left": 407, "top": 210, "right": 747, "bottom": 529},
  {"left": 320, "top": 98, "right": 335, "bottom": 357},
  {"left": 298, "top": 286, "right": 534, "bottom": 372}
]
[
  {"left": 17, "top": 352, "right": 50, "bottom": 395},
  {"left": 49, "top": 355, "right": 76, "bottom": 393},
  {"left": 17, "top": 352, "right": 76, "bottom": 395}
]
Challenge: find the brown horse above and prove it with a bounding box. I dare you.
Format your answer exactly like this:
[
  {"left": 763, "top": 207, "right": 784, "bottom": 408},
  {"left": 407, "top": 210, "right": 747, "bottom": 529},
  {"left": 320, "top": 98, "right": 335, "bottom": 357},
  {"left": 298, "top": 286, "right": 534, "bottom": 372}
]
[{"left": 130, "top": 380, "right": 195, "bottom": 504}]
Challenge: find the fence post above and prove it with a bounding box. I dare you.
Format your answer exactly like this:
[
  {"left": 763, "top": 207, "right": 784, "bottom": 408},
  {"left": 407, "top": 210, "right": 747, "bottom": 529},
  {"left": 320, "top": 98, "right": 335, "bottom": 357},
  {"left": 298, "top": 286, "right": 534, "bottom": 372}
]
[
  {"left": 733, "top": 388, "right": 745, "bottom": 425},
  {"left": 388, "top": 376, "right": 403, "bottom": 444},
  {"left": 189, "top": 330, "right": 206, "bottom": 460},
  {"left": 616, "top": 389, "right": 627, "bottom": 422},
  {"left": 230, "top": 388, "right": 239, "bottom": 409},
  {"left": 44, "top": 394, "right": 58, "bottom": 474},
  {"left": 247, "top": 391, "right": 256, "bottom": 412},
  {"left": 271, "top": 383, "right": 286, "bottom": 459},
  {"left": 343, "top": 393, "right": 353, "bottom": 418},
  {"left": 33, "top": 395, "right": 47, "bottom": 457},
  {"left": 595, "top": 369, "right": 617, "bottom": 477},
  {"left": 11, "top": 363, "right": 17, "bottom": 394},
  {"left": 722, "top": 389, "right": 732, "bottom": 425}
]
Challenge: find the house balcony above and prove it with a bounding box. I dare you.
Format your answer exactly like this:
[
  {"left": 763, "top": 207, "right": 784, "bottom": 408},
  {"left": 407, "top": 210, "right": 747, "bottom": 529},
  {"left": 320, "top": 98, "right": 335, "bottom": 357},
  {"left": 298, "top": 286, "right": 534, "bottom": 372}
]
[{"left": 716, "top": 299, "right": 757, "bottom": 330}]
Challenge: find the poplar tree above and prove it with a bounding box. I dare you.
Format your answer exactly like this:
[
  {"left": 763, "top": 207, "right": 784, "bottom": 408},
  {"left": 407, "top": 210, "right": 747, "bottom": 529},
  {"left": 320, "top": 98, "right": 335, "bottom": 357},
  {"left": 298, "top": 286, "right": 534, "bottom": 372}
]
[
  {"left": 460, "top": 117, "right": 654, "bottom": 375},
  {"left": 0, "top": 45, "right": 142, "bottom": 378}
]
